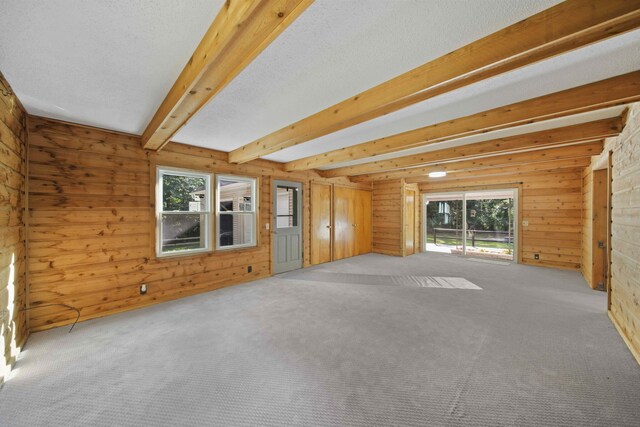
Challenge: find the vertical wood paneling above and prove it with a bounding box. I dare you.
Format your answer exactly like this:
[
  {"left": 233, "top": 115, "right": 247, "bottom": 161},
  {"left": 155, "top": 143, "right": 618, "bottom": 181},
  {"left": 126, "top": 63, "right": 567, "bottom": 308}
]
[
  {"left": 27, "top": 117, "right": 371, "bottom": 331},
  {"left": 0, "top": 73, "right": 28, "bottom": 383}
]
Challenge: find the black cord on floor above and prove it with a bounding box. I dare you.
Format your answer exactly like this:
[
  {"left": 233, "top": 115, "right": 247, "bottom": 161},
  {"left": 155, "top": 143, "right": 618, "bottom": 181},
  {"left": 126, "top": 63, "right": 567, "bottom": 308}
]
[{"left": 21, "top": 304, "right": 81, "bottom": 333}]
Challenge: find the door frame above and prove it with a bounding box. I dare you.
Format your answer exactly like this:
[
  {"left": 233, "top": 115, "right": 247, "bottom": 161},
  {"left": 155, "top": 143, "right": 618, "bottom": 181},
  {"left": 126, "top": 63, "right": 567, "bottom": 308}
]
[
  {"left": 606, "top": 151, "right": 613, "bottom": 310},
  {"left": 591, "top": 168, "right": 609, "bottom": 291},
  {"left": 421, "top": 188, "right": 519, "bottom": 263},
  {"left": 404, "top": 188, "right": 417, "bottom": 256},
  {"left": 310, "top": 182, "right": 333, "bottom": 265},
  {"left": 272, "top": 179, "right": 303, "bottom": 274}
]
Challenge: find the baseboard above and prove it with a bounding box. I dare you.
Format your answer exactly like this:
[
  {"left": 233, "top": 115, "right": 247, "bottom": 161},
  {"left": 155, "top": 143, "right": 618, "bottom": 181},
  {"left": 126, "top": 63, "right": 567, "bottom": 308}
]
[
  {"left": 608, "top": 310, "right": 640, "bottom": 366},
  {"left": 371, "top": 248, "right": 402, "bottom": 257}
]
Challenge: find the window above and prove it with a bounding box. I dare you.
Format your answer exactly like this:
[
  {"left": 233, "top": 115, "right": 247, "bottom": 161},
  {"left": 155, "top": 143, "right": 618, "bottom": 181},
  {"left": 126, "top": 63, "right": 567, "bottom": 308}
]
[
  {"left": 276, "top": 185, "right": 298, "bottom": 228},
  {"left": 157, "top": 167, "right": 212, "bottom": 257},
  {"left": 216, "top": 175, "right": 257, "bottom": 249}
]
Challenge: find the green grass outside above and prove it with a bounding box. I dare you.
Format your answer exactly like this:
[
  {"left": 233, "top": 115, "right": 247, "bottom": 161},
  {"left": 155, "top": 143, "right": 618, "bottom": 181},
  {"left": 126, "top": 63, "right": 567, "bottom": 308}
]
[{"left": 432, "top": 236, "right": 512, "bottom": 250}]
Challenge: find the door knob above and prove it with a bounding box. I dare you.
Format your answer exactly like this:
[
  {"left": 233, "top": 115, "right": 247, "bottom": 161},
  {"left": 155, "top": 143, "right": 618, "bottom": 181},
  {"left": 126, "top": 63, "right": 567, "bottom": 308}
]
[{"left": 326, "top": 225, "right": 332, "bottom": 229}]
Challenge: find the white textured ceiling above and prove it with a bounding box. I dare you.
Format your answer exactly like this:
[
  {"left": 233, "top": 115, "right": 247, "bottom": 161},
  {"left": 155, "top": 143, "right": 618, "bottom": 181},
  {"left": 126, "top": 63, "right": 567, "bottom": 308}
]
[
  {"left": 0, "top": 0, "right": 224, "bottom": 134},
  {"left": 175, "top": 0, "right": 562, "bottom": 152},
  {"left": 1, "top": 0, "right": 639, "bottom": 166},
  {"left": 172, "top": 0, "right": 640, "bottom": 164},
  {"left": 331, "top": 105, "right": 627, "bottom": 172},
  {"left": 295, "top": 28, "right": 640, "bottom": 168}
]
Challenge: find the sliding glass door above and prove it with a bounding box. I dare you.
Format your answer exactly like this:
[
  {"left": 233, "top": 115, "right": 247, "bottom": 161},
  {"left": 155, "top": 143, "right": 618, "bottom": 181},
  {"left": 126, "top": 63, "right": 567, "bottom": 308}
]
[
  {"left": 464, "top": 191, "right": 515, "bottom": 261},
  {"left": 423, "top": 189, "right": 517, "bottom": 261},
  {"left": 424, "top": 193, "right": 464, "bottom": 255}
]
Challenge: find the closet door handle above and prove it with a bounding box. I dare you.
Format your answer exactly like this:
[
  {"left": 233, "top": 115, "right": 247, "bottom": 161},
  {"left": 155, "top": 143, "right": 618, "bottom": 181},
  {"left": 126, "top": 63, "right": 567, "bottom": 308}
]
[{"left": 326, "top": 225, "right": 332, "bottom": 229}]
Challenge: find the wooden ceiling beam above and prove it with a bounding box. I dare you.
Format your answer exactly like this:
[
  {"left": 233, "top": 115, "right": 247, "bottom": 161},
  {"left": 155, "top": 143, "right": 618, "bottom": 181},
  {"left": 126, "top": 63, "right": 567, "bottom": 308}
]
[
  {"left": 320, "top": 117, "right": 621, "bottom": 178},
  {"left": 350, "top": 141, "right": 603, "bottom": 182},
  {"left": 416, "top": 170, "right": 588, "bottom": 192},
  {"left": 286, "top": 71, "right": 640, "bottom": 171},
  {"left": 229, "top": 0, "right": 640, "bottom": 164},
  {"left": 142, "top": 0, "right": 313, "bottom": 151},
  {"left": 404, "top": 158, "right": 592, "bottom": 184}
]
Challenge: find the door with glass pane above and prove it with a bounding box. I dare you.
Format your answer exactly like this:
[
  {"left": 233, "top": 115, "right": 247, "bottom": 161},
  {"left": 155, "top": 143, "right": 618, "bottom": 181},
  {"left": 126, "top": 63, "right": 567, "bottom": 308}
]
[{"left": 273, "top": 180, "right": 303, "bottom": 274}]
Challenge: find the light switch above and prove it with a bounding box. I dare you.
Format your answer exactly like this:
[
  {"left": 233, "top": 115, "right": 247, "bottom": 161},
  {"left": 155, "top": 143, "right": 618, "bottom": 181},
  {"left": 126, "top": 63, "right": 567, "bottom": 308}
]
[{"left": 265, "top": 223, "right": 270, "bottom": 230}]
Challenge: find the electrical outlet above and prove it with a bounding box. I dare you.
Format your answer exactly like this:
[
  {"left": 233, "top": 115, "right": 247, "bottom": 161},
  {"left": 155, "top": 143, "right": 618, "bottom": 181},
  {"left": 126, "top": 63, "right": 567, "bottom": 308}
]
[
  {"left": 522, "top": 220, "right": 529, "bottom": 227},
  {"left": 140, "top": 284, "right": 147, "bottom": 295},
  {"left": 534, "top": 254, "right": 540, "bottom": 260},
  {"left": 248, "top": 266, "right": 252, "bottom": 273}
]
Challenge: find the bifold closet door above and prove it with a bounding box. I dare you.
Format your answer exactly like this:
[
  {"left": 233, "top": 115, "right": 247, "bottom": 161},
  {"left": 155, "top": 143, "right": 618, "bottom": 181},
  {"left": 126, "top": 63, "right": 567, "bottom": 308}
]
[
  {"left": 333, "top": 186, "right": 355, "bottom": 260},
  {"left": 311, "top": 183, "right": 332, "bottom": 265},
  {"left": 355, "top": 189, "right": 372, "bottom": 255},
  {"left": 334, "top": 187, "right": 372, "bottom": 259}
]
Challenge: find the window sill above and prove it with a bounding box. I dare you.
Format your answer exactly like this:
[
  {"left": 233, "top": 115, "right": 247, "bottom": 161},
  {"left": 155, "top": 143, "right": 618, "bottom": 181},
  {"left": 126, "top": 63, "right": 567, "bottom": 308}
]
[
  {"left": 215, "top": 243, "right": 259, "bottom": 253},
  {"left": 152, "top": 244, "right": 260, "bottom": 262},
  {"left": 155, "top": 248, "right": 213, "bottom": 260}
]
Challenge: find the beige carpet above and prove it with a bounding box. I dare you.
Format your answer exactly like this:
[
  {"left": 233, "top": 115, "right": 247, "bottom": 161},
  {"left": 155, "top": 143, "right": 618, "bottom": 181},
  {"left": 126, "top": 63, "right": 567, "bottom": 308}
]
[{"left": 1, "top": 253, "right": 639, "bottom": 426}]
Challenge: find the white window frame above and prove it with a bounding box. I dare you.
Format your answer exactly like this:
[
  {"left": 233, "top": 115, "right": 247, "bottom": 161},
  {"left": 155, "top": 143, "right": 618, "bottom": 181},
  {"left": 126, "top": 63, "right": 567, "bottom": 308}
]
[
  {"left": 156, "top": 166, "right": 213, "bottom": 258},
  {"left": 216, "top": 174, "right": 258, "bottom": 250}
]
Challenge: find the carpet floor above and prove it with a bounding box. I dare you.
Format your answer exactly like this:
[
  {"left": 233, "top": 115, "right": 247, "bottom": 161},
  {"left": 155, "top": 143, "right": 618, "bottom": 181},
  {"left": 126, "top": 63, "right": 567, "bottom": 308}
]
[{"left": 1, "top": 253, "right": 639, "bottom": 426}]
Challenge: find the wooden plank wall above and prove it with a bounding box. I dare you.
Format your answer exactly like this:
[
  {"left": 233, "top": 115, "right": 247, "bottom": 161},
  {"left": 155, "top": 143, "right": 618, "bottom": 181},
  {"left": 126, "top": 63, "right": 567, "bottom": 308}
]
[
  {"left": 592, "top": 103, "right": 640, "bottom": 363},
  {"left": 582, "top": 167, "right": 594, "bottom": 287},
  {"left": 417, "top": 169, "right": 584, "bottom": 270},
  {"left": 27, "top": 117, "right": 370, "bottom": 331},
  {"left": 371, "top": 180, "right": 422, "bottom": 257},
  {"left": 372, "top": 179, "right": 403, "bottom": 256},
  {"left": 0, "top": 73, "right": 28, "bottom": 382}
]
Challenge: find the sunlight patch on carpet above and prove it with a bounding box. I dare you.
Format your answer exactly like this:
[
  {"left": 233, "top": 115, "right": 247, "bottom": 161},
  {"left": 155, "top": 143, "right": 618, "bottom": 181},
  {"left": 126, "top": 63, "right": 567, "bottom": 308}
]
[{"left": 280, "top": 271, "right": 481, "bottom": 289}]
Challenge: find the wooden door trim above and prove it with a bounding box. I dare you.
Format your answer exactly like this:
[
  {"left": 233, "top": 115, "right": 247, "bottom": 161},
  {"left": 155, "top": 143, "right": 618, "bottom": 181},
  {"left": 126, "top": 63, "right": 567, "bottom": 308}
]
[
  {"left": 310, "top": 182, "right": 332, "bottom": 265},
  {"left": 607, "top": 151, "right": 613, "bottom": 311},
  {"left": 354, "top": 188, "right": 373, "bottom": 255},
  {"left": 331, "top": 184, "right": 336, "bottom": 261},
  {"left": 404, "top": 188, "right": 417, "bottom": 256}
]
